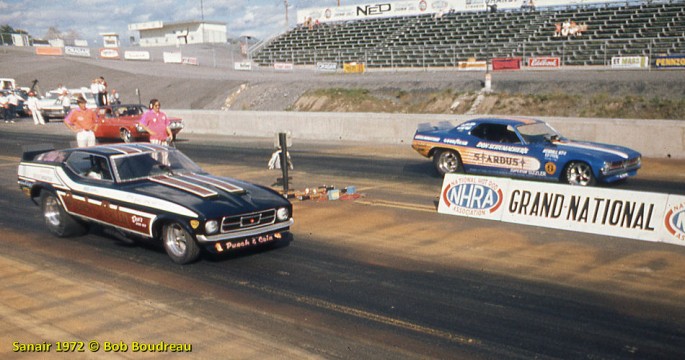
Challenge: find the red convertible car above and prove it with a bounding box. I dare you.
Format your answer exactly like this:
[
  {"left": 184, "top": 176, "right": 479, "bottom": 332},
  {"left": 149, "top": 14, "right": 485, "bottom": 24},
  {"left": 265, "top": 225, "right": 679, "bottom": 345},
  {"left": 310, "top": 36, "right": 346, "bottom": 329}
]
[{"left": 94, "top": 104, "right": 184, "bottom": 143}]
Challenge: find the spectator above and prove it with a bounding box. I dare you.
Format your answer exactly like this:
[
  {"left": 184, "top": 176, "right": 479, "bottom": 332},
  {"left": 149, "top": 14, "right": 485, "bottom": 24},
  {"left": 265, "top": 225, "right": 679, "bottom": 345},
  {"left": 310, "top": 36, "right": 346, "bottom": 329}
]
[
  {"left": 60, "top": 90, "right": 71, "bottom": 118},
  {"left": 64, "top": 97, "right": 98, "bottom": 147},
  {"left": 138, "top": 99, "right": 172, "bottom": 145},
  {"left": 7, "top": 90, "right": 20, "bottom": 121},
  {"left": 91, "top": 78, "right": 101, "bottom": 106},
  {"left": 56, "top": 83, "right": 68, "bottom": 95},
  {"left": 27, "top": 92, "right": 46, "bottom": 125},
  {"left": 99, "top": 76, "right": 108, "bottom": 106},
  {"left": 108, "top": 89, "right": 121, "bottom": 105},
  {"left": 0, "top": 91, "right": 11, "bottom": 123}
]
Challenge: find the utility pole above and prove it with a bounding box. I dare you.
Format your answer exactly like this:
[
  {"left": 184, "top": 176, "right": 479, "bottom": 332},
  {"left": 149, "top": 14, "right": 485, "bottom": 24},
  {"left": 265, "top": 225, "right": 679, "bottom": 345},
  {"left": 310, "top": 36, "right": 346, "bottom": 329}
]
[{"left": 284, "top": 0, "right": 289, "bottom": 29}]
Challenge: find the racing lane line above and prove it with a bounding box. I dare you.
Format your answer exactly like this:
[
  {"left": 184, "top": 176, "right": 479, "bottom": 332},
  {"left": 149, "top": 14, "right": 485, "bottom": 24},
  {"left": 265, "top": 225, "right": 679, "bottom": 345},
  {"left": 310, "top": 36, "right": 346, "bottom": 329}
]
[
  {"left": 0, "top": 155, "right": 19, "bottom": 162},
  {"left": 235, "top": 280, "right": 480, "bottom": 347},
  {"left": 356, "top": 199, "right": 437, "bottom": 213}
]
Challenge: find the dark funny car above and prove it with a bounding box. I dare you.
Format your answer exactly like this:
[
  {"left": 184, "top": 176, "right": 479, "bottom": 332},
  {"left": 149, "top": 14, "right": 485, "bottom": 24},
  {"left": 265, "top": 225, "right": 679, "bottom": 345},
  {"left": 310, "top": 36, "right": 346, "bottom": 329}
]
[
  {"left": 17, "top": 143, "right": 294, "bottom": 264},
  {"left": 412, "top": 117, "right": 641, "bottom": 186}
]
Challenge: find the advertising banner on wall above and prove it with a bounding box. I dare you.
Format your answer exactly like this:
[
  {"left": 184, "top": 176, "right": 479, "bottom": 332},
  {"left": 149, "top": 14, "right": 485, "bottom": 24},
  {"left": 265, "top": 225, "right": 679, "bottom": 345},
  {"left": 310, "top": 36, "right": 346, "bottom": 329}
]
[
  {"left": 654, "top": 55, "right": 685, "bottom": 69},
  {"left": 124, "top": 51, "right": 151, "bottom": 61},
  {"left": 64, "top": 46, "right": 91, "bottom": 58},
  {"left": 527, "top": 57, "right": 560, "bottom": 68},
  {"left": 611, "top": 56, "right": 649, "bottom": 69},
  {"left": 439, "top": 174, "right": 684, "bottom": 245},
  {"left": 317, "top": 62, "right": 338, "bottom": 72},
  {"left": 457, "top": 59, "right": 487, "bottom": 71},
  {"left": 343, "top": 62, "right": 366, "bottom": 73},
  {"left": 35, "top": 47, "right": 63, "bottom": 56},
  {"left": 99, "top": 48, "right": 120, "bottom": 60},
  {"left": 274, "top": 62, "right": 294, "bottom": 71},
  {"left": 492, "top": 57, "right": 521, "bottom": 71},
  {"left": 234, "top": 62, "right": 252, "bottom": 71},
  {"left": 182, "top": 57, "right": 199, "bottom": 65}
]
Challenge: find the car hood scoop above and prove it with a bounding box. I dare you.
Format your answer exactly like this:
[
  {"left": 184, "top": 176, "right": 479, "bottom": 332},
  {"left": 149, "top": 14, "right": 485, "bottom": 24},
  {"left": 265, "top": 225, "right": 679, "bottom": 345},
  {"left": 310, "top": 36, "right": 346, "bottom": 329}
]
[{"left": 148, "top": 173, "right": 246, "bottom": 198}]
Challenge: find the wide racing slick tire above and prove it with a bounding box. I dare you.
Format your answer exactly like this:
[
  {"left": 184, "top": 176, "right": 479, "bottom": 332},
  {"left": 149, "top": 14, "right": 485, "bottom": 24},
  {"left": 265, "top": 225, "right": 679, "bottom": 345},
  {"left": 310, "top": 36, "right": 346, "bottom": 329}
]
[
  {"left": 120, "top": 128, "right": 133, "bottom": 143},
  {"left": 162, "top": 222, "right": 200, "bottom": 264},
  {"left": 433, "top": 149, "right": 463, "bottom": 176},
  {"left": 40, "top": 191, "right": 88, "bottom": 237},
  {"left": 564, "top": 161, "right": 596, "bottom": 186}
]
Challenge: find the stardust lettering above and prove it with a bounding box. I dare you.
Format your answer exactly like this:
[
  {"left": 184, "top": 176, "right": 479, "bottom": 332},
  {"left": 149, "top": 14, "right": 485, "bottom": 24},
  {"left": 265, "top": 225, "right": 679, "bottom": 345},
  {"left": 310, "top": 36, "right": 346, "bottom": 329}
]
[{"left": 474, "top": 153, "right": 520, "bottom": 167}]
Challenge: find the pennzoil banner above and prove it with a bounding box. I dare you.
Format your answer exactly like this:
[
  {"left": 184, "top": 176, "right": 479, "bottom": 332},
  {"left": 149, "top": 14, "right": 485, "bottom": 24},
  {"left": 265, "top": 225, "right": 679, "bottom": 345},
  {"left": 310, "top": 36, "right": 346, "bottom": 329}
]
[
  {"left": 438, "top": 174, "right": 685, "bottom": 245},
  {"left": 654, "top": 55, "right": 685, "bottom": 69}
]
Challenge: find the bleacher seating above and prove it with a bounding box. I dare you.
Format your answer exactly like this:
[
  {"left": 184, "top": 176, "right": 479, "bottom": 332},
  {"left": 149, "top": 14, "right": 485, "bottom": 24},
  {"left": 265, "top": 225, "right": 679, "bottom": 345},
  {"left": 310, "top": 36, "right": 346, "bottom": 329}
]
[{"left": 252, "top": 0, "right": 685, "bottom": 67}]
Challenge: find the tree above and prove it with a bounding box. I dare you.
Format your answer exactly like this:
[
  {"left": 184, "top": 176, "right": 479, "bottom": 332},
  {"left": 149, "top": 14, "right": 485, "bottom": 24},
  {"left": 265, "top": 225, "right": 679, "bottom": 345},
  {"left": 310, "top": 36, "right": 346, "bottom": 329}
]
[{"left": 45, "top": 26, "right": 65, "bottom": 40}]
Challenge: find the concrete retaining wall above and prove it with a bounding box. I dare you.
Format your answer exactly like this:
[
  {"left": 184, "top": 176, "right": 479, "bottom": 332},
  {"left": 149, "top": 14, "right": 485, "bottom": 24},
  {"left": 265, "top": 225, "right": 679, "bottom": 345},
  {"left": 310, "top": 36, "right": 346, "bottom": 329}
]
[{"left": 169, "top": 110, "right": 685, "bottom": 159}]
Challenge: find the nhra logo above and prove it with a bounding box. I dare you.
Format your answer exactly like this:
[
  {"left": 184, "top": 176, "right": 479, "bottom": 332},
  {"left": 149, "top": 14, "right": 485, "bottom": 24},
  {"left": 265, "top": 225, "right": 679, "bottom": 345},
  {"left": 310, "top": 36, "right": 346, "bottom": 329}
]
[
  {"left": 442, "top": 179, "right": 503, "bottom": 215},
  {"left": 664, "top": 202, "right": 685, "bottom": 241}
]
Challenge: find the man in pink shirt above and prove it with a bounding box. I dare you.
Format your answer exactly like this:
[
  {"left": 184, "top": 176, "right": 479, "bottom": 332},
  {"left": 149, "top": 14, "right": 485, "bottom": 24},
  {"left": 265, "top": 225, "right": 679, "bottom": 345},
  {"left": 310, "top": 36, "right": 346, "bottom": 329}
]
[{"left": 138, "top": 99, "right": 172, "bottom": 145}]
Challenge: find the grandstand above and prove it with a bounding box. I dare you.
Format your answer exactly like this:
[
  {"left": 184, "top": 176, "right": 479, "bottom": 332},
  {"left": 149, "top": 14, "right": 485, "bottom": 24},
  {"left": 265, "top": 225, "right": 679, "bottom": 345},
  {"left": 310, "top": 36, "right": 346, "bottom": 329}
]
[{"left": 251, "top": 0, "right": 685, "bottom": 68}]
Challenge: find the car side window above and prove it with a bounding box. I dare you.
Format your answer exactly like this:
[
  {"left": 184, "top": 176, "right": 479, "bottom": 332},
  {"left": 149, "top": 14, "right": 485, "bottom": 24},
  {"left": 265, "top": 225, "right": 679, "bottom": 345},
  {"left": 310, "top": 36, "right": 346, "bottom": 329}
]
[
  {"left": 66, "top": 152, "right": 113, "bottom": 181},
  {"left": 471, "top": 124, "right": 519, "bottom": 144}
]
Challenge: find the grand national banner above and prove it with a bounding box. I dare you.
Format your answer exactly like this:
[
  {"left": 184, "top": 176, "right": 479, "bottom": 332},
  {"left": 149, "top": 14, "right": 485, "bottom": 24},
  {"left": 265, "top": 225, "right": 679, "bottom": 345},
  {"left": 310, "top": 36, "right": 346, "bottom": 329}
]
[{"left": 438, "top": 174, "right": 685, "bottom": 246}]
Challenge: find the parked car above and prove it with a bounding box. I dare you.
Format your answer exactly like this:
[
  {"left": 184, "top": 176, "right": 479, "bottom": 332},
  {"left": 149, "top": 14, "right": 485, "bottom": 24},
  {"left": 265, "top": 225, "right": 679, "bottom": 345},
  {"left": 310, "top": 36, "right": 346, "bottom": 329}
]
[
  {"left": 17, "top": 143, "right": 294, "bottom": 264},
  {"left": 411, "top": 117, "right": 642, "bottom": 186},
  {"left": 39, "top": 88, "right": 97, "bottom": 121},
  {"left": 94, "top": 104, "right": 184, "bottom": 143}
]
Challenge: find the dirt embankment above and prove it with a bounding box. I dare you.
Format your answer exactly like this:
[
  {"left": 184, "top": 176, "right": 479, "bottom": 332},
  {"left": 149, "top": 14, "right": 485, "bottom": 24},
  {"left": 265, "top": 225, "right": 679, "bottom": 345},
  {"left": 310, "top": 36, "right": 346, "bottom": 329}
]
[{"left": 4, "top": 46, "right": 685, "bottom": 119}]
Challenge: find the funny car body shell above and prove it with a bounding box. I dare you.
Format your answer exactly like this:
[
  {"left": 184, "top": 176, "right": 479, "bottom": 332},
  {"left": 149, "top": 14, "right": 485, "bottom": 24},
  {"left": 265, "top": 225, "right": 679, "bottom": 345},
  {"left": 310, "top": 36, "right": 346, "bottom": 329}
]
[
  {"left": 412, "top": 117, "right": 641, "bottom": 186},
  {"left": 18, "top": 143, "right": 293, "bottom": 263}
]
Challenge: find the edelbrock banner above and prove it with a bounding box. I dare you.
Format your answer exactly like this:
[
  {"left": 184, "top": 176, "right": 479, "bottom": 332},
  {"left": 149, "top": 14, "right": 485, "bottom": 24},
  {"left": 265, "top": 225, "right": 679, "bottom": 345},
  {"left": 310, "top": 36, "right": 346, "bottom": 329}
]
[{"left": 438, "top": 174, "right": 684, "bottom": 245}]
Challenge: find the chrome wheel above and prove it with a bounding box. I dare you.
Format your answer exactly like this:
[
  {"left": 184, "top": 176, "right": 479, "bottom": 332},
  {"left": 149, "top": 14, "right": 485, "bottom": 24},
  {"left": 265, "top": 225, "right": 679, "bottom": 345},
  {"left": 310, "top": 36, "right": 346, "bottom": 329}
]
[
  {"left": 434, "top": 149, "right": 462, "bottom": 176},
  {"left": 43, "top": 195, "right": 62, "bottom": 228},
  {"left": 565, "top": 162, "right": 596, "bottom": 186},
  {"left": 162, "top": 222, "right": 200, "bottom": 264},
  {"left": 40, "top": 192, "right": 87, "bottom": 237}
]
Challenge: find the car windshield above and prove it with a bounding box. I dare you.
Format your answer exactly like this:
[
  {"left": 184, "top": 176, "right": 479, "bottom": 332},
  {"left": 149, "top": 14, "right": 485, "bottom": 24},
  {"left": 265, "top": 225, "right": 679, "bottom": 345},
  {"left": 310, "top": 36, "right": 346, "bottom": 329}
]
[
  {"left": 112, "top": 149, "right": 204, "bottom": 182},
  {"left": 515, "top": 122, "right": 563, "bottom": 144}
]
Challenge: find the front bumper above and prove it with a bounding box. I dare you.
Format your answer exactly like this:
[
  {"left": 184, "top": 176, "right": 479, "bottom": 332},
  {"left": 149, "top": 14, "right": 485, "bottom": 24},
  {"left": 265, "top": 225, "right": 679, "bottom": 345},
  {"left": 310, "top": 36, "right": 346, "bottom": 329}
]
[{"left": 195, "top": 218, "right": 294, "bottom": 243}]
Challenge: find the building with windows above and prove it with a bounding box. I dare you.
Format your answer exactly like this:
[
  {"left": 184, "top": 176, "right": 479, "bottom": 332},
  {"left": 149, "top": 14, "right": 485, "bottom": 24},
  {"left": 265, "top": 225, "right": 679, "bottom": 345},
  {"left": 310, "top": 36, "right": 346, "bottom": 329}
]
[{"left": 128, "top": 20, "right": 227, "bottom": 47}]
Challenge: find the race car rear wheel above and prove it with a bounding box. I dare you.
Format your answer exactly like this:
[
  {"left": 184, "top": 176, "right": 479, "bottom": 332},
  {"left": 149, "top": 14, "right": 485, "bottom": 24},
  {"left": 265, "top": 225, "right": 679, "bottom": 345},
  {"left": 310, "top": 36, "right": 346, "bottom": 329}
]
[
  {"left": 564, "top": 161, "right": 596, "bottom": 186},
  {"left": 433, "top": 149, "right": 463, "bottom": 176},
  {"left": 120, "top": 128, "right": 132, "bottom": 143},
  {"left": 41, "top": 191, "right": 87, "bottom": 237},
  {"left": 162, "top": 222, "right": 200, "bottom": 264}
]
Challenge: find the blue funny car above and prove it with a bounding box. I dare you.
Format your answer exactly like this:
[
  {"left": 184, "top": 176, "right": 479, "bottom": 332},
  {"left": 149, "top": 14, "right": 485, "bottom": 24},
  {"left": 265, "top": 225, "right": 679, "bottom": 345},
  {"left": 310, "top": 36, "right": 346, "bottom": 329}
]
[{"left": 411, "top": 117, "right": 641, "bottom": 186}]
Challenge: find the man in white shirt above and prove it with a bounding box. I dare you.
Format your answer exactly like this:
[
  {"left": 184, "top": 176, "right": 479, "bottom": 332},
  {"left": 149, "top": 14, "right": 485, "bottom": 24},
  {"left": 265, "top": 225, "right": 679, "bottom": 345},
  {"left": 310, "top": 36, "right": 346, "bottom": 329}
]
[
  {"left": 27, "top": 92, "right": 45, "bottom": 125},
  {"left": 0, "top": 91, "right": 11, "bottom": 123}
]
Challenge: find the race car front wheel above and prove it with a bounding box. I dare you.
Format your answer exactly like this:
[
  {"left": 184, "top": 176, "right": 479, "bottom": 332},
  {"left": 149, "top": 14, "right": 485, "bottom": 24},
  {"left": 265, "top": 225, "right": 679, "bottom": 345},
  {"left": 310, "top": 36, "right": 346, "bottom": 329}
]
[
  {"left": 433, "top": 149, "right": 463, "bottom": 176},
  {"left": 41, "top": 191, "right": 88, "bottom": 237},
  {"left": 564, "top": 161, "right": 596, "bottom": 186},
  {"left": 162, "top": 222, "right": 200, "bottom": 264}
]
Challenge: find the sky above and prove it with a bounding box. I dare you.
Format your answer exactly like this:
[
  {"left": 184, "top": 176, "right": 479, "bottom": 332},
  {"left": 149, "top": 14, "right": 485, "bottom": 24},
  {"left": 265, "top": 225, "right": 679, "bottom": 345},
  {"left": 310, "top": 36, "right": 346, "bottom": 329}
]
[{"left": 0, "top": 0, "right": 368, "bottom": 45}]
